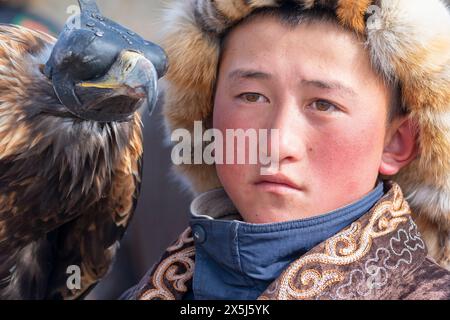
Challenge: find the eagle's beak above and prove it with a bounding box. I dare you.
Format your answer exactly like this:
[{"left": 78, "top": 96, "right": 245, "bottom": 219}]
[{"left": 78, "top": 50, "right": 160, "bottom": 116}]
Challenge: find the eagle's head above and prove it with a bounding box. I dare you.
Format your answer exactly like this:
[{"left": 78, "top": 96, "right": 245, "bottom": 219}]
[
  {"left": 46, "top": 49, "right": 164, "bottom": 123},
  {"left": 43, "top": 0, "right": 168, "bottom": 122}
]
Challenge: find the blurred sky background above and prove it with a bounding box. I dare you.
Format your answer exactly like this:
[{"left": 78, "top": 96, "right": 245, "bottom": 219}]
[{"left": 0, "top": 0, "right": 192, "bottom": 300}]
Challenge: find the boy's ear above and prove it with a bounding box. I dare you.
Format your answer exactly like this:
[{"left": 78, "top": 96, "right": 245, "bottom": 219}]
[{"left": 379, "top": 116, "right": 418, "bottom": 176}]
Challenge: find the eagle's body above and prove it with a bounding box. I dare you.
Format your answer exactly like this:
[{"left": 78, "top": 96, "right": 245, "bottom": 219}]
[{"left": 0, "top": 25, "right": 143, "bottom": 299}]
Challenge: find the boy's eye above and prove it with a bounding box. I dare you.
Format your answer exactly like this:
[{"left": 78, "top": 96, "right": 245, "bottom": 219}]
[
  {"left": 237, "top": 93, "right": 269, "bottom": 104},
  {"left": 308, "top": 100, "right": 339, "bottom": 112}
]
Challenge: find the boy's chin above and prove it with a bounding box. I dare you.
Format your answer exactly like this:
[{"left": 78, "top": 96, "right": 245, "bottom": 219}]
[
  {"left": 240, "top": 190, "right": 308, "bottom": 224},
  {"left": 242, "top": 204, "right": 307, "bottom": 224}
]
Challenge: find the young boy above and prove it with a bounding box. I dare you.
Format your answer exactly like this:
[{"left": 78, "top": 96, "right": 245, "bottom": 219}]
[{"left": 122, "top": 0, "right": 450, "bottom": 300}]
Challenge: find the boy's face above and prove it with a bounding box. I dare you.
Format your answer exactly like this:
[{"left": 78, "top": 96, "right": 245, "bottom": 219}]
[{"left": 213, "top": 16, "right": 394, "bottom": 223}]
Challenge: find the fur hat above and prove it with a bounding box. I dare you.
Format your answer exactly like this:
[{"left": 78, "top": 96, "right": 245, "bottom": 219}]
[{"left": 158, "top": 0, "right": 450, "bottom": 269}]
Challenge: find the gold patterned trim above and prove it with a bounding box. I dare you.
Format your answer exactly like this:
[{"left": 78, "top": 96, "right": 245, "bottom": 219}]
[
  {"left": 167, "top": 227, "right": 194, "bottom": 252},
  {"left": 138, "top": 228, "right": 195, "bottom": 300},
  {"left": 267, "top": 183, "right": 411, "bottom": 300}
]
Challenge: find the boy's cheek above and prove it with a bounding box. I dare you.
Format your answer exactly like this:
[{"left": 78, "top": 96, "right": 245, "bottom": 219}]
[{"left": 308, "top": 128, "right": 384, "bottom": 188}]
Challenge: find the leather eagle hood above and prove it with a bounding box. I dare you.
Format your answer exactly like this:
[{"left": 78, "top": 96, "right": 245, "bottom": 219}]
[{"left": 157, "top": 0, "right": 450, "bottom": 270}]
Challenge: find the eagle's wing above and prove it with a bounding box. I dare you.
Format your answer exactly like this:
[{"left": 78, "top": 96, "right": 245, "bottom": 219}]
[{"left": 0, "top": 25, "right": 144, "bottom": 299}]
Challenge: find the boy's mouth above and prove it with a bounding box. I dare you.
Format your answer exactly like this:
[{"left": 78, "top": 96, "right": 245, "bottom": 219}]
[{"left": 254, "top": 173, "right": 303, "bottom": 193}]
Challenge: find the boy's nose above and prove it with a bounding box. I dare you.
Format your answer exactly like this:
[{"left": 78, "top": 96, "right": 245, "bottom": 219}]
[{"left": 269, "top": 101, "right": 306, "bottom": 164}]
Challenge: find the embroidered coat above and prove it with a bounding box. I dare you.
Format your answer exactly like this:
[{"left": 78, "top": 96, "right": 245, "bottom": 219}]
[{"left": 122, "top": 182, "right": 450, "bottom": 300}]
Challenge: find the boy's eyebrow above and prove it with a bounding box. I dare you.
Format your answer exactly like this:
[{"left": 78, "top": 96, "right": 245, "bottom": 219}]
[
  {"left": 228, "top": 69, "right": 272, "bottom": 81},
  {"left": 227, "top": 68, "right": 357, "bottom": 97},
  {"left": 301, "top": 79, "right": 357, "bottom": 97}
]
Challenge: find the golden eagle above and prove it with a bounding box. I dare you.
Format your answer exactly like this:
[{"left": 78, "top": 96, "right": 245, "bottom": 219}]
[{"left": 0, "top": 0, "right": 167, "bottom": 299}]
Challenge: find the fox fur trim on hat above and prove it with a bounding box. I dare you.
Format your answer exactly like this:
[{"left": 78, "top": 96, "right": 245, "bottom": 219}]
[{"left": 158, "top": 0, "right": 450, "bottom": 270}]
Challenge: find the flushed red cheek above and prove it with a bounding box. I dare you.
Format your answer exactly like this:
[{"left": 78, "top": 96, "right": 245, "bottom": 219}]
[{"left": 308, "top": 130, "right": 383, "bottom": 191}]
